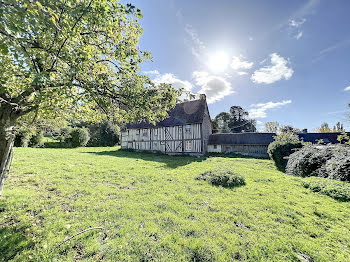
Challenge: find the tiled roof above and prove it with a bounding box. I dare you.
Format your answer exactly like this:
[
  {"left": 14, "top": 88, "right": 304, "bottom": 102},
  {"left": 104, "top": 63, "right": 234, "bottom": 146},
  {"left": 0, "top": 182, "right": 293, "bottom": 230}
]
[
  {"left": 126, "top": 99, "right": 207, "bottom": 129},
  {"left": 208, "top": 132, "right": 350, "bottom": 145}
]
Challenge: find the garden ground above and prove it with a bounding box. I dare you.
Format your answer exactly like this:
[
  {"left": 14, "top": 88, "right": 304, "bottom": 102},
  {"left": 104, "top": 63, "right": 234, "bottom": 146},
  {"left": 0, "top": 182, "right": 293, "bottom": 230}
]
[{"left": 0, "top": 147, "right": 349, "bottom": 261}]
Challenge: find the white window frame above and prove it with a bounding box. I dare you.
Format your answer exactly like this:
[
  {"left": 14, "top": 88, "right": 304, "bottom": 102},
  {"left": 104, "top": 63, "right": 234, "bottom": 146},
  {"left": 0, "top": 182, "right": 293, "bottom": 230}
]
[
  {"left": 185, "top": 140, "right": 192, "bottom": 151},
  {"left": 185, "top": 124, "right": 191, "bottom": 133}
]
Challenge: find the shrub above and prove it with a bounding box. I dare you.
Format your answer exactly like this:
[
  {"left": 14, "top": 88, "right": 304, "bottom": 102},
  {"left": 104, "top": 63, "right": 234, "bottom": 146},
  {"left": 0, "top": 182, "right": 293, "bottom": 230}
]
[
  {"left": 285, "top": 145, "right": 333, "bottom": 177},
  {"left": 268, "top": 141, "right": 303, "bottom": 172},
  {"left": 324, "top": 150, "right": 350, "bottom": 181},
  {"left": 64, "top": 128, "right": 90, "bottom": 147},
  {"left": 88, "top": 121, "right": 120, "bottom": 147},
  {"left": 14, "top": 129, "right": 33, "bottom": 147},
  {"left": 196, "top": 170, "right": 245, "bottom": 188},
  {"left": 337, "top": 131, "right": 350, "bottom": 145},
  {"left": 58, "top": 127, "right": 73, "bottom": 143},
  {"left": 29, "top": 131, "right": 44, "bottom": 147},
  {"left": 273, "top": 131, "right": 300, "bottom": 143},
  {"left": 286, "top": 145, "right": 350, "bottom": 182},
  {"left": 302, "top": 177, "right": 350, "bottom": 201}
]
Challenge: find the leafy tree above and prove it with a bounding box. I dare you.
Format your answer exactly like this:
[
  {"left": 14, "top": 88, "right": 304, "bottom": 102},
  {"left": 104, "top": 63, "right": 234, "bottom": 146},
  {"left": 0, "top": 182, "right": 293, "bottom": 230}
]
[
  {"left": 212, "top": 106, "right": 256, "bottom": 133},
  {"left": 333, "top": 122, "right": 344, "bottom": 132},
  {"left": 264, "top": 121, "right": 279, "bottom": 133},
  {"left": 228, "top": 106, "right": 256, "bottom": 132},
  {"left": 317, "top": 123, "right": 331, "bottom": 133},
  {"left": 212, "top": 112, "right": 231, "bottom": 133},
  {"left": 0, "top": 1, "right": 180, "bottom": 194},
  {"left": 279, "top": 125, "right": 301, "bottom": 134}
]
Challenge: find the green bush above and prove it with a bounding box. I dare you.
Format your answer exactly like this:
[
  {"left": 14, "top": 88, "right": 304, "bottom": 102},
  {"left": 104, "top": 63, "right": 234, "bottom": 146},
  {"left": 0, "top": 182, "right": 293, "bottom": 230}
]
[
  {"left": 88, "top": 121, "right": 120, "bottom": 147},
  {"left": 196, "top": 170, "right": 245, "bottom": 188},
  {"left": 286, "top": 145, "right": 350, "bottom": 181},
  {"left": 64, "top": 128, "right": 90, "bottom": 147},
  {"left": 14, "top": 129, "right": 33, "bottom": 147},
  {"left": 29, "top": 131, "right": 44, "bottom": 147},
  {"left": 267, "top": 141, "right": 303, "bottom": 172},
  {"left": 285, "top": 145, "right": 333, "bottom": 177},
  {"left": 58, "top": 127, "right": 73, "bottom": 143},
  {"left": 326, "top": 157, "right": 350, "bottom": 181},
  {"left": 302, "top": 177, "right": 350, "bottom": 201}
]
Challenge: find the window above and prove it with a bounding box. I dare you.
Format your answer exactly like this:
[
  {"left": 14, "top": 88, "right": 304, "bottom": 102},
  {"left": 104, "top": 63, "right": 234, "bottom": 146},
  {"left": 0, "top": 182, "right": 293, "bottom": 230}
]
[
  {"left": 185, "top": 124, "right": 191, "bottom": 133},
  {"left": 143, "top": 129, "right": 148, "bottom": 136},
  {"left": 136, "top": 129, "right": 140, "bottom": 136},
  {"left": 154, "top": 128, "right": 158, "bottom": 136},
  {"left": 185, "top": 141, "right": 192, "bottom": 151},
  {"left": 213, "top": 145, "right": 217, "bottom": 149}
]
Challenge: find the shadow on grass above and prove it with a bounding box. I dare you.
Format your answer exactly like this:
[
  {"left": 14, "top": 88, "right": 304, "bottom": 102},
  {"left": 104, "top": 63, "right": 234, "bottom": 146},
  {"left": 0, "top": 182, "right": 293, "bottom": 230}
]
[
  {"left": 83, "top": 148, "right": 267, "bottom": 169},
  {"left": 0, "top": 204, "right": 34, "bottom": 262},
  {"left": 83, "top": 149, "right": 208, "bottom": 168}
]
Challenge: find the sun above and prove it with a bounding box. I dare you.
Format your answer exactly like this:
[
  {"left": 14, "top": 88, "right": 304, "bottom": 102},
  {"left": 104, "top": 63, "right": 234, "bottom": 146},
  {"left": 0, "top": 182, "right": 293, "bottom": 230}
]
[{"left": 208, "top": 51, "right": 230, "bottom": 73}]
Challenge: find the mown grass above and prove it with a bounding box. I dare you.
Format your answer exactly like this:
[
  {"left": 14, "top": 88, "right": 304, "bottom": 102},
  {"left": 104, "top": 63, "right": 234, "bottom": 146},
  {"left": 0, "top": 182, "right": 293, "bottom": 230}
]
[
  {"left": 0, "top": 147, "right": 349, "bottom": 261},
  {"left": 302, "top": 177, "right": 350, "bottom": 202}
]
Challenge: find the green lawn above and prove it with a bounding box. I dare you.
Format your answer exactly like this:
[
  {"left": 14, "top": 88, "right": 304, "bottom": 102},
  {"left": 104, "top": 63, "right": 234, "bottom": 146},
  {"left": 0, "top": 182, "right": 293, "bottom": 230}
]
[{"left": 1, "top": 147, "right": 350, "bottom": 261}]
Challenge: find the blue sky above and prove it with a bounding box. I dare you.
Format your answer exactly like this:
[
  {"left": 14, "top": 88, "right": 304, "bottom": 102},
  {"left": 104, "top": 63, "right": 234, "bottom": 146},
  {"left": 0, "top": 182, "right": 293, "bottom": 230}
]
[{"left": 129, "top": 0, "right": 350, "bottom": 131}]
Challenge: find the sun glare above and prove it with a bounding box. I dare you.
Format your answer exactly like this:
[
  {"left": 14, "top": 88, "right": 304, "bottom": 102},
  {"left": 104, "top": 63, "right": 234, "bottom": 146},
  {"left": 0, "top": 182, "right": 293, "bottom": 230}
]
[{"left": 208, "top": 51, "right": 229, "bottom": 73}]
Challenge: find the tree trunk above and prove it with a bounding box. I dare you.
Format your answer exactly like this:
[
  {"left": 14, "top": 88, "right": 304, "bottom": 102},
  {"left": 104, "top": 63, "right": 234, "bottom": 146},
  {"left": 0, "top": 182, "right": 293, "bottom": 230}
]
[{"left": 0, "top": 105, "right": 17, "bottom": 196}]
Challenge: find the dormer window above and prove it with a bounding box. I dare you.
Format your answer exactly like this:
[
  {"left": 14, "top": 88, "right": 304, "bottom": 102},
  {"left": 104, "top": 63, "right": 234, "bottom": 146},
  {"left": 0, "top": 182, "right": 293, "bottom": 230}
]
[{"left": 185, "top": 125, "right": 191, "bottom": 132}]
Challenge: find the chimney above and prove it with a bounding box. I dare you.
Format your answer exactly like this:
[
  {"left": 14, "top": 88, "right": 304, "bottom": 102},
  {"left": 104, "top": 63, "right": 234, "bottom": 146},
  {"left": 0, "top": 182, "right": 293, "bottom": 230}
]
[{"left": 200, "top": 94, "right": 206, "bottom": 100}]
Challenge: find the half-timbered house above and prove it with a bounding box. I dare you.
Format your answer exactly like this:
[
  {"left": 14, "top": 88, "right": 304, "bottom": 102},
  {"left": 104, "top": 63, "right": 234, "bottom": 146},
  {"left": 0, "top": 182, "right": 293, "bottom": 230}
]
[{"left": 121, "top": 95, "right": 212, "bottom": 155}]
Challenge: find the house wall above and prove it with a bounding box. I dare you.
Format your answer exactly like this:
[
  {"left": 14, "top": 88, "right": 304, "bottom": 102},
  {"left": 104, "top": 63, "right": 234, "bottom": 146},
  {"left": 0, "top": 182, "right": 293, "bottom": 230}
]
[
  {"left": 121, "top": 123, "right": 203, "bottom": 154},
  {"left": 207, "top": 144, "right": 222, "bottom": 153},
  {"left": 222, "top": 144, "right": 269, "bottom": 157},
  {"left": 201, "top": 102, "right": 212, "bottom": 154}
]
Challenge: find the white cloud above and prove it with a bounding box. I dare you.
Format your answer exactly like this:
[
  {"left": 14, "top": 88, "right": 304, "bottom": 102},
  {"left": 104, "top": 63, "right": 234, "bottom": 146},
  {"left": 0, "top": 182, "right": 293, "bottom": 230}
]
[
  {"left": 295, "top": 31, "right": 303, "bottom": 40},
  {"left": 143, "top": 70, "right": 160, "bottom": 76},
  {"left": 192, "top": 71, "right": 234, "bottom": 104},
  {"left": 249, "top": 36, "right": 254, "bottom": 41},
  {"left": 251, "top": 53, "right": 294, "bottom": 84},
  {"left": 289, "top": 18, "right": 306, "bottom": 27},
  {"left": 230, "top": 55, "right": 254, "bottom": 70},
  {"left": 344, "top": 86, "right": 350, "bottom": 91},
  {"left": 249, "top": 100, "right": 292, "bottom": 118},
  {"left": 184, "top": 24, "right": 205, "bottom": 60},
  {"left": 237, "top": 71, "right": 248, "bottom": 76},
  {"left": 153, "top": 72, "right": 193, "bottom": 92},
  {"left": 320, "top": 39, "right": 350, "bottom": 55}
]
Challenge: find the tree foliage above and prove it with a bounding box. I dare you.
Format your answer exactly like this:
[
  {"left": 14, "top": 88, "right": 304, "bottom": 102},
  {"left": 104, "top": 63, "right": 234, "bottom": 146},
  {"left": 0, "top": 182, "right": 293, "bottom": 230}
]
[
  {"left": 332, "top": 122, "right": 344, "bottom": 132},
  {"left": 0, "top": 0, "right": 180, "bottom": 124},
  {"left": 0, "top": 0, "right": 181, "bottom": 195},
  {"left": 316, "top": 123, "right": 331, "bottom": 133},
  {"left": 264, "top": 121, "right": 279, "bottom": 133},
  {"left": 212, "top": 106, "right": 256, "bottom": 133},
  {"left": 279, "top": 125, "right": 301, "bottom": 134}
]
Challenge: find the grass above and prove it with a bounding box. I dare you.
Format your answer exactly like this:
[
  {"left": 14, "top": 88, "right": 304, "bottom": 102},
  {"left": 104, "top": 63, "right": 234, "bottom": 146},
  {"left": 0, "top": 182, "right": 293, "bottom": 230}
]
[
  {"left": 0, "top": 147, "right": 349, "bottom": 261},
  {"left": 302, "top": 177, "right": 350, "bottom": 202}
]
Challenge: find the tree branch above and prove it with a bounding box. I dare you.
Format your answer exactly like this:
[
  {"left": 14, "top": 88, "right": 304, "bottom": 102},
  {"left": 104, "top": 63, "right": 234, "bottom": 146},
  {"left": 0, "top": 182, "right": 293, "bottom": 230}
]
[{"left": 50, "top": 0, "right": 93, "bottom": 71}]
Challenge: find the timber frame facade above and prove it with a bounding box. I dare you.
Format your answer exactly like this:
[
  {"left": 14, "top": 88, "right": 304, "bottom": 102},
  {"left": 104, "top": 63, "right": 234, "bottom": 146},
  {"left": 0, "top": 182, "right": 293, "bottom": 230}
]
[{"left": 121, "top": 95, "right": 212, "bottom": 155}]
